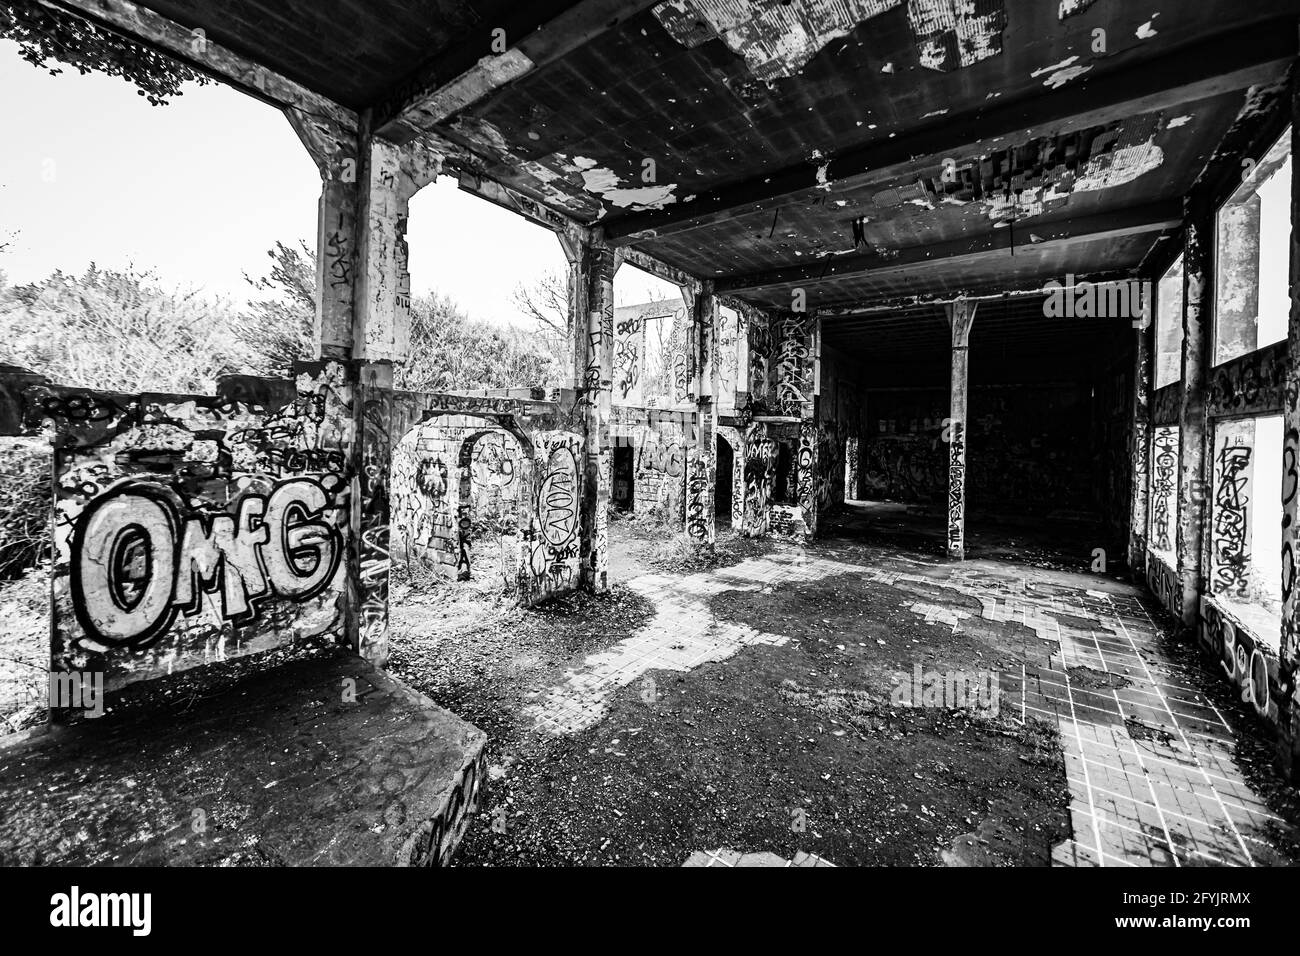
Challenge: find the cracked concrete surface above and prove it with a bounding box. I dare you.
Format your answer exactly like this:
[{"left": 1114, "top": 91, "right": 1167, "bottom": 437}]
[{"left": 520, "top": 512, "right": 1300, "bottom": 866}]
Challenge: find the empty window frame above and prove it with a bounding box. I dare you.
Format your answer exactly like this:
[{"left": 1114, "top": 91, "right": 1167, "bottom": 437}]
[
  {"left": 1154, "top": 256, "right": 1184, "bottom": 389},
  {"left": 1214, "top": 126, "right": 1292, "bottom": 366}
]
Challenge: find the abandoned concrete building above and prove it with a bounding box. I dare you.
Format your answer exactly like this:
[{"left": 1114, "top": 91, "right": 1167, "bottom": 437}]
[{"left": 4, "top": 0, "right": 1300, "bottom": 872}]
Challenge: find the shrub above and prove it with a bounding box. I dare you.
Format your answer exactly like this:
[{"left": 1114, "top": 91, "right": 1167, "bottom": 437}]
[{"left": 0, "top": 438, "right": 48, "bottom": 579}]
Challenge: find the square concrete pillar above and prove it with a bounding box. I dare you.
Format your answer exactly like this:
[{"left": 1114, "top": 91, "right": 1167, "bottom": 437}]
[
  {"left": 1129, "top": 289, "right": 1154, "bottom": 573},
  {"left": 288, "top": 109, "right": 440, "bottom": 666},
  {"left": 1177, "top": 196, "right": 1213, "bottom": 633},
  {"left": 573, "top": 242, "right": 616, "bottom": 590},
  {"left": 687, "top": 284, "right": 719, "bottom": 544},
  {"left": 945, "top": 299, "right": 976, "bottom": 560}
]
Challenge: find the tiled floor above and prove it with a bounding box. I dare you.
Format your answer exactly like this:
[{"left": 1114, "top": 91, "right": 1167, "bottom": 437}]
[
  {"left": 528, "top": 536, "right": 1292, "bottom": 866},
  {"left": 682, "top": 848, "right": 836, "bottom": 867}
]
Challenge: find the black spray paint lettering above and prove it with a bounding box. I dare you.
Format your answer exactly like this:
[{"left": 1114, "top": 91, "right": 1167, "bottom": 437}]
[{"left": 71, "top": 479, "right": 342, "bottom": 649}]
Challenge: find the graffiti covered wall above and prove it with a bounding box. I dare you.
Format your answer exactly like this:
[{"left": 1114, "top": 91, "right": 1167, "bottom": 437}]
[
  {"left": 859, "top": 385, "right": 1097, "bottom": 514},
  {"left": 716, "top": 424, "right": 746, "bottom": 530},
  {"left": 383, "top": 390, "right": 587, "bottom": 606},
  {"left": 611, "top": 406, "right": 692, "bottom": 520},
  {"left": 390, "top": 415, "right": 526, "bottom": 580},
  {"left": 740, "top": 422, "right": 777, "bottom": 537},
  {"left": 26, "top": 363, "right": 356, "bottom": 691},
  {"left": 1200, "top": 598, "right": 1281, "bottom": 727}
]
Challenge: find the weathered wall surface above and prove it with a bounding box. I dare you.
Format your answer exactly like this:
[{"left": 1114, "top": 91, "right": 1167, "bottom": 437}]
[
  {"left": 735, "top": 421, "right": 776, "bottom": 537},
  {"left": 737, "top": 310, "right": 821, "bottom": 537},
  {"left": 383, "top": 390, "right": 587, "bottom": 606},
  {"left": 1200, "top": 598, "right": 1282, "bottom": 728},
  {"left": 611, "top": 406, "right": 692, "bottom": 520},
  {"left": 390, "top": 415, "right": 526, "bottom": 578},
  {"left": 858, "top": 385, "right": 1098, "bottom": 515},
  {"left": 0, "top": 363, "right": 614, "bottom": 708},
  {"left": 716, "top": 424, "right": 746, "bottom": 529},
  {"left": 612, "top": 304, "right": 649, "bottom": 406},
  {"left": 18, "top": 363, "right": 356, "bottom": 692}
]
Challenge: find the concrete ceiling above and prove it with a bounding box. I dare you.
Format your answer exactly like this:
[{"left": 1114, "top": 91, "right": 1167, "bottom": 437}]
[
  {"left": 117, "top": 0, "right": 1299, "bottom": 312},
  {"left": 821, "top": 293, "right": 1133, "bottom": 384}
]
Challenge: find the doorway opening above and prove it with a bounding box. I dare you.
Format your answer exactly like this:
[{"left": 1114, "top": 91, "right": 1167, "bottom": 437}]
[
  {"left": 612, "top": 444, "right": 634, "bottom": 511},
  {"left": 716, "top": 434, "right": 734, "bottom": 527}
]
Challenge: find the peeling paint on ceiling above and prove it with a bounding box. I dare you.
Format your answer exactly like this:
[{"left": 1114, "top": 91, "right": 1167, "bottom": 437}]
[
  {"left": 651, "top": 0, "right": 1006, "bottom": 81},
  {"left": 1031, "top": 56, "right": 1079, "bottom": 78},
  {"left": 1040, "top": 63, "right": 1092, "bottom": 89},
  {"left": 1057, "top": 0, "right": 1100, "bottom": 20},
  {"left": 908, "top": 0, "right": 1008, "bottom": 72},
  {"left": 877, "top": 116, "right": 1167, "bottom": 226},
  {"left": 566, "top": 155, "right": 681, "bottom": 211},
  {"left": 1072, "top": 134, "right": 1164, "bottom": 192}
]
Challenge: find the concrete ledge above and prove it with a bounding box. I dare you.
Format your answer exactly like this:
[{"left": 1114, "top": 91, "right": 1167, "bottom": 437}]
[{"left": 0, "top": 648, "right": 486, "bottom": 866}]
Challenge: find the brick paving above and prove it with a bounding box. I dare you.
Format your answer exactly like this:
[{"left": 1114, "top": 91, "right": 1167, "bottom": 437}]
[
  {"left": 527, "top": 539, "right": 1290, "bottom": 866},
  {"left": 682, "top": 848, "right": 836, "bottom": 867}
]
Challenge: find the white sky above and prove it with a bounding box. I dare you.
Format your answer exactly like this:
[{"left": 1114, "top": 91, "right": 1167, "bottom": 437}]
[{"left": 0, "top": 39, "right": 678, "bottom": 324}]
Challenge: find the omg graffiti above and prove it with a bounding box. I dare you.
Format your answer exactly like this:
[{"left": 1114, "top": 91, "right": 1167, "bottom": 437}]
[{"left": 70, "top": 478, "right": 343, "bottom": 650}]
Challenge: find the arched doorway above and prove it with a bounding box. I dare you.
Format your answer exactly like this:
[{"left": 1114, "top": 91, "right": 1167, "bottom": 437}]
[{"left": 390, "top": 414, "right": 527, "bottom": 591}]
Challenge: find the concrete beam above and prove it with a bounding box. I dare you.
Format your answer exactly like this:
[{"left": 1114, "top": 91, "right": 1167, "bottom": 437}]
[
  {"left": 374, "top": 0, "right": 661, "bottom": 143},
  {"left": 811, "top": 270, "right": 1141, "bottom": 316},
  {"left": 457, "top": 172, "right": 593, "bottom": 240},
  {"left": 619, "top": 247, "right": 703, "bottom": 296},
  {"left": 40, "top": 0, "right": 354, "bottom": 129},
  {"left": 603, "top": 18, "right": 1295, "bottom": 243},
  {"left": 714, "top": 203, "right": 1183, "bottom": 294}
]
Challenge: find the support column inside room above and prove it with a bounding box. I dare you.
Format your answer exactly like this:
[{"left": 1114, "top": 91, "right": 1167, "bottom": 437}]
[
  {"left": 1178, "top": 196, "right": 1212, "bottom": 633},
  {"left": 571, "top": 237, "right": 616, "bottom": 591},
  {"left": 946, "top": 299, "right": 976, "bottom": 560},
  {"left": 688, "top": 281, "right": 719, "bottom": 544},
  {"left": 288, "top": 108, "right": 439, "bottom": 665},
  {"left": 1129, "top": 288, "right": 1154, "bottom": 575}
]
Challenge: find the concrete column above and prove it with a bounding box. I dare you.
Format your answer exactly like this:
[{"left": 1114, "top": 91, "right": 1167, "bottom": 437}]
[
  {"left": 687, "top": 283, "right": 718, "bottom": 544},
  {"left": 559, "top": 231, "right": 590, "bottom": 390},
  {"left": 289, "top": 110, "right": 440, "bottom": 666},
  {"left": 1279, "top": 92, "right": 1300, "bottom": 779},
  {"left": 797, "top": 314, "right": 822, "bottom": 537},
  {"left": 354, "top": 139, "right": 439, "bottom": 363},
  {"left": 579, "top": 242, "right": 615, "bottom": 590},
  {"left": 284, "top": 109, "right": 358, "bottom": 360},
  {"left": 1128, "top": 289, "right": 1154, "bottom": 574},
  {"left": 945, "top": 299, "right": 977, "bottom": 560},
  {"left": 678, "top": 284, "right": 699, "bottom": 404},
  {"left": 1177, "top": 195, "right": 1213, "bottom": 632},
  {"left": 350, "top": 139, "right": 439, "bottom": 665}
]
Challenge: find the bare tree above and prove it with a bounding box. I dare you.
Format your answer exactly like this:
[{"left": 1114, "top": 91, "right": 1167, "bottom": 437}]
[{"left": 511, "top": 270, "right": 569, "bottom": 339}]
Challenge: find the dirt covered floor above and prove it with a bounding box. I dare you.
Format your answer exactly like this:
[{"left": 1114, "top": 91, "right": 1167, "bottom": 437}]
[{"left": 385, "top": 506, "right": 1141, "bottom": 867}]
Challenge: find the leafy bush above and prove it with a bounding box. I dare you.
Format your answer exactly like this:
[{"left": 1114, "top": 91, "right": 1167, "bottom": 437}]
[
  {"left": 0, "top": 438, "right": 48, "bottom": 579},
  {"left": 0, "top": 563, "right": 50, "bottom": 734},
  {"left": 0, "top": 264, "right": 280, "bottom": 392},
  {"left": 1, "top": 0, "right": 208, "bottom": 106},
  {"left": 0, "top": 242, "right": 562, "bottom": 580}
]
